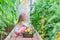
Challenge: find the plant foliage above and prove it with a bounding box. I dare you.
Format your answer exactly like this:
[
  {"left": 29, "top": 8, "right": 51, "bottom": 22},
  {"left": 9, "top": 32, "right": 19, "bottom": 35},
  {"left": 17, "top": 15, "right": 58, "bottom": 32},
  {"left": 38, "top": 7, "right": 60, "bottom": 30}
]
[
  {"left": 0, "top": 0, "right": 18, "bottom": 35},
  {"left": 30, "top": 0, "right": 60, "bottom": 40}
]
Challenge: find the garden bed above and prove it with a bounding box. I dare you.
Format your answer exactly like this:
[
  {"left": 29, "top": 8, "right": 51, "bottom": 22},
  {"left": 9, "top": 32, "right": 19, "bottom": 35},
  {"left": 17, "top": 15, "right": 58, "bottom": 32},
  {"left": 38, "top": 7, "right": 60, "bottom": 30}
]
[{"left": 2, "top": 25, "right": 15, "bottom": 40}]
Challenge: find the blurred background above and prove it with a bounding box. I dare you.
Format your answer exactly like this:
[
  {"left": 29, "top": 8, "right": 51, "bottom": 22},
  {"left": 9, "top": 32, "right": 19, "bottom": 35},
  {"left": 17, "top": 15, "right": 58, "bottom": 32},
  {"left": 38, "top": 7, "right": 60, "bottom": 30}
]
[{"left": 0, "top": 0, "right": 60, "bottom": 40}]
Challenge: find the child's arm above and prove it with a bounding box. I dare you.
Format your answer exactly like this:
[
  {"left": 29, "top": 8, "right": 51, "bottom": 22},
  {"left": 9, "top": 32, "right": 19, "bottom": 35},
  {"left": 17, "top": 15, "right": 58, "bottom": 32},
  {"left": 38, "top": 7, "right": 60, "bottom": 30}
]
[{"left": 14, "top": 26, "right": 27, "bottom": 36}]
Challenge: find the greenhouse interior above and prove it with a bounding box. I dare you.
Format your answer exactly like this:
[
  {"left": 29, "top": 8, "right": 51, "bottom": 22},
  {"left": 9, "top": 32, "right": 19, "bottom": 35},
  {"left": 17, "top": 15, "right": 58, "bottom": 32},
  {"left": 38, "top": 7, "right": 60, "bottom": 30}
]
[{"left": 0, "top": 0, "right": 60, "bottom": 40}]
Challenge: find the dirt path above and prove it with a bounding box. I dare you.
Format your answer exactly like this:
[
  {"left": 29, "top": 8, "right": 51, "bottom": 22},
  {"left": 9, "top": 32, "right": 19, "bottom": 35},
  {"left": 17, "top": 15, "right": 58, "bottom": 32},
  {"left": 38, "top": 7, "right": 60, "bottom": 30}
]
[{"left": 5, "top": 26, "right": 43, "bottom": 40}]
